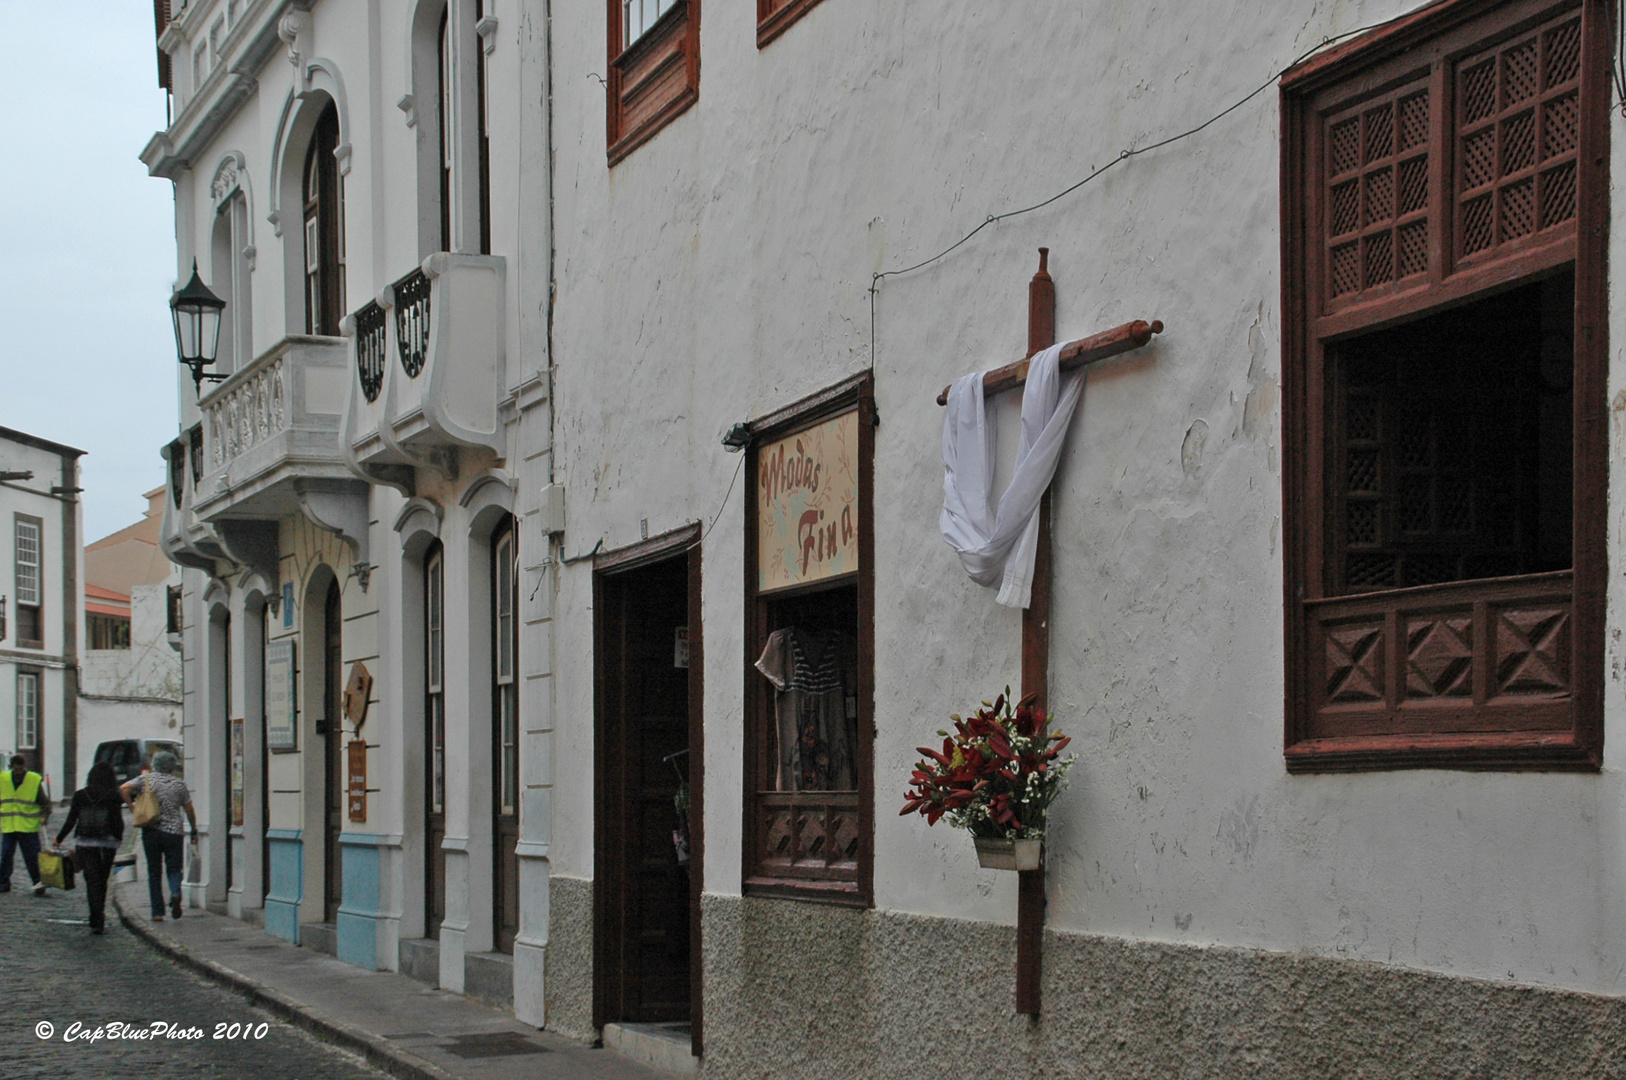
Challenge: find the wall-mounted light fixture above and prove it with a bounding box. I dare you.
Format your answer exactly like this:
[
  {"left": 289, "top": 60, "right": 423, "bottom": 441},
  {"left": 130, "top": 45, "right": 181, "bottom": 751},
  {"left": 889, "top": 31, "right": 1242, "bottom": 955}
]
[{"left": 171, "top": 260, "right": 228, "bottom": 393}]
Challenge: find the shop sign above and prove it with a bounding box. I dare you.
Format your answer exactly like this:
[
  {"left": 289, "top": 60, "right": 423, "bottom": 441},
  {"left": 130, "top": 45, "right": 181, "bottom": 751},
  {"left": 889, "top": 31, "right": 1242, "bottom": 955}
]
[
  {"left": 230, "top": 718, "right": 244, "bottom": 827},
  {"left": 757, "top": 409, "right": 860, "bottom": 592},
  {"left": 348, "top": 740, "right": 367, "bottom": 822},
  {"left": 343, "top": 661, "right": 373, "bottom": 729},
  {"left": 266, "top": 638, "right": 297, "bottom": 751}
]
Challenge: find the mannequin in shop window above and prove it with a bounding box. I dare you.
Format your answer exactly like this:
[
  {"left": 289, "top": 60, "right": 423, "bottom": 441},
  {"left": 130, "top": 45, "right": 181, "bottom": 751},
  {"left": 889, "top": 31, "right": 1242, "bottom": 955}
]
[{"left": 755, "top": 593, "right": 859, "bottom": 792}]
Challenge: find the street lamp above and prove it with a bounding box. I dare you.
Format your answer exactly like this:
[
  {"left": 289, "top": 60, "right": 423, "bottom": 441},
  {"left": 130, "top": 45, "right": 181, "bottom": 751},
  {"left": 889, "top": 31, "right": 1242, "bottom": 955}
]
[{"left": 171, "top": 260, "right": 227, "bottom": 392}]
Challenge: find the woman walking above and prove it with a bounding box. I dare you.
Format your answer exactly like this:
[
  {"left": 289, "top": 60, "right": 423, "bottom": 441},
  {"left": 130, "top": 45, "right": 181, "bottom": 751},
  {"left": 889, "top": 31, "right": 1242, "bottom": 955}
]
[
  {"left": 120, "top": 751, "right": 197, "bottom": 921},
  {"left": 55, "top": 761, "right": 125, "bottom": 933}
]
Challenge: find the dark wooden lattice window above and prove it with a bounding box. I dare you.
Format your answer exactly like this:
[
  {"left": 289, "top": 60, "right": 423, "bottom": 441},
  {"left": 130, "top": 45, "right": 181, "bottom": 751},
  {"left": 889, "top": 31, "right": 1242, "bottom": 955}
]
[{"left": 1280, "top": 0, "right": 1608, "bottom": 771}]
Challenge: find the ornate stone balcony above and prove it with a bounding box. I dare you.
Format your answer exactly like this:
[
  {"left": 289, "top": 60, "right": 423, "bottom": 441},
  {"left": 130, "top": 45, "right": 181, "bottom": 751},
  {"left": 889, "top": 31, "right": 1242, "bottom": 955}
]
[
  {"left": 175, "top": 336, "right": 371, "bottom": 582},
  {"left": 342, "top": 253, "right": 508, "bottom": 489}
]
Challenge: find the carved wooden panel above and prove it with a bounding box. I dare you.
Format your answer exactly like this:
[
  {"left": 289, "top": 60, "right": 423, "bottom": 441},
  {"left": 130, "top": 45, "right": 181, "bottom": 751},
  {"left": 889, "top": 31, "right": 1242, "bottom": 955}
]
[
  {"left": 1306, "top": 572, "right": 1572, "bottom": 742},
  {"left": 1325, "top": 621, "right": 1385, "bottom": 704},
  {"left": 1492, "top": 602, "right": 1570, "bottom": 697},
  {"left": 1324, "top": 79, "right": 1430, "bottom": 306},
  {"left": 755, "top": 793, "right": 859, "bottom": 884},
  {"left": 1455, "top": 11, "right": 1581, "bottom": 261},
  {"left": 1405, "top": 614, "right": 1474, "bottom": 700}
]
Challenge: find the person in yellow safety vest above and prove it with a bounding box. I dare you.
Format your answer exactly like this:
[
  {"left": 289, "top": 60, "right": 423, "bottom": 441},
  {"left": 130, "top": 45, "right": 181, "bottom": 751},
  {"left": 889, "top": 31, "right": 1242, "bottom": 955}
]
[{"left": 2, "top": 753, "right": 52, "bottom": 896}]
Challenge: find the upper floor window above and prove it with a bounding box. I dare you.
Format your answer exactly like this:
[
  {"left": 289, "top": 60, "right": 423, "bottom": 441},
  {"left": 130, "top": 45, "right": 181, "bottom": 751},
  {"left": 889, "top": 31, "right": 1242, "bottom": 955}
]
[
  {"left": 1279, "top": 0, "right": 1608, "bottom": 771},
  {"left": 432, "top": 1, "right": 490, "bottom": 254},
  {"left": 757, "top": 0, "right": 827, "bottom": 48},
  {"left": 211, "top": 189, "right": 252, "bottom": 376},
  {"left": 14, "top": 515, "right": 42, "bottom": 650},
  {"left": 605, "top": 0, "right": 699, "bottom": 165},
  {"left": 303, "top": 105, "right": 345, "bottom": 335},
  {"left": 16, "top": 671, "right": 38, "bottom": 751},
  {"left": 89, "top": 614, "right": 132, "bottom": 650}
]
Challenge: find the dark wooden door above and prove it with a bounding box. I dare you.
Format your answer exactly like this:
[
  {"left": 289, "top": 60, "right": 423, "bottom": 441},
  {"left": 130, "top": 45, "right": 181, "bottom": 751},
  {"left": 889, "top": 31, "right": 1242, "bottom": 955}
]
[
  {"left": 493, "top": 523, "right": 520, "bottom": 953},
  {"left": 595, "top": 554, "right": 692, "bottom": 1024},
  {"left": 426, "top": 547, "right": 446, "bottom": 938},
  {"left": 223, "top": 613, "right": 234, "bottom": 890},
  {"left": 323, "top": 579, "right": 343, "bottom": 923}
]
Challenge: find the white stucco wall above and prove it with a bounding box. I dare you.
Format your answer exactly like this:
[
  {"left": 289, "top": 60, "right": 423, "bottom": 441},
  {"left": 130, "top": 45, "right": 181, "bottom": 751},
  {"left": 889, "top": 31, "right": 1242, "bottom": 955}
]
[{"left": 545, "top": 0, "right": 1626, "bottom": 1000}]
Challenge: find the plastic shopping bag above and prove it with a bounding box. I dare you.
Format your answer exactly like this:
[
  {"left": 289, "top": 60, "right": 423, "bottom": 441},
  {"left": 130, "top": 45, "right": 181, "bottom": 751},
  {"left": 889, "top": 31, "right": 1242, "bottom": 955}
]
[{"left": 39, "top": 849, "right": 75, "bottom": 891}]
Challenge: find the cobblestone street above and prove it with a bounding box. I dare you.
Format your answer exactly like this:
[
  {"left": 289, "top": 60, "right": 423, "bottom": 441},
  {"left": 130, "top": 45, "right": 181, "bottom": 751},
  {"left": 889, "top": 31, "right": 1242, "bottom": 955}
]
[{"left": 0, "top": 882, "right": 387, "bottom": 1079}]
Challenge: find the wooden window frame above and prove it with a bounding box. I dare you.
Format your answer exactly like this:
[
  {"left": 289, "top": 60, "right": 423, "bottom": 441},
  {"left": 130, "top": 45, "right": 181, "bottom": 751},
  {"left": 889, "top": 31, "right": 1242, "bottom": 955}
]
[
  {"left": 1279, "top": 0, "right": 1609, "bottom": 772},
  {"left": 491, "top": 518, "right": 520, "bottom": 954},
  {"left": 757, "top": 0, "right": 827, "bottom": 49},
  {"left": 14, "top": 515, "right": 42, "bottom": 651},
  {"left": 605, "top": 0, "right": 700, "bottom": 166},
  {"left": 16, "top": 669, "right": 39, "bottom": 752},
  {"left": 303, "top": 105, "right": 344, "bottom": 336},
  {"left": 741, "top": 372, "right": 875, "bottom": 906}
]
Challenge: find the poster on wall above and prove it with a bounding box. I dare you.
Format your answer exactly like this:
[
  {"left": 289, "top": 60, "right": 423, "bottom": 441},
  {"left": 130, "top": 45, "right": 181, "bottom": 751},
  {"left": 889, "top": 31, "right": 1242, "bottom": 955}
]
[
  {"left": 230, "top": 718, "right": 244, "bottom": 827},
  {"left": 266, "top": 638, "right": 298, "bottom": 751},
  {"left": 757, "top": 408, "right": 860, "bottom": 593}
]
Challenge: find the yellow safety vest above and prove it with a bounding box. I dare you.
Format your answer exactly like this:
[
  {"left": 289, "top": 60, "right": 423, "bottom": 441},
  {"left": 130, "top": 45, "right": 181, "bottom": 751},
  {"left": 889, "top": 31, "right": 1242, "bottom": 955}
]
[{"left": 0, "top": 770, "right": 44, "bottom": 834}]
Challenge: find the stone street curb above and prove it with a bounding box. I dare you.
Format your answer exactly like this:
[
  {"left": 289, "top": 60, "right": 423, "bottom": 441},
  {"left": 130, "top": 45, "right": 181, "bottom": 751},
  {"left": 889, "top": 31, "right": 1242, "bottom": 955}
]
[{"left": 113, "top": 885, "right": 457, "bottom": 1080}]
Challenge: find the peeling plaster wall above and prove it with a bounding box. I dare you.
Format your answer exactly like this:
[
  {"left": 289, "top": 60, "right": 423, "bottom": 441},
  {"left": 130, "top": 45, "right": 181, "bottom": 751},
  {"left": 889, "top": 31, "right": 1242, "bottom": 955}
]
[{"left": 545, "top": 0, "right": 1626, "bottom": 1046}]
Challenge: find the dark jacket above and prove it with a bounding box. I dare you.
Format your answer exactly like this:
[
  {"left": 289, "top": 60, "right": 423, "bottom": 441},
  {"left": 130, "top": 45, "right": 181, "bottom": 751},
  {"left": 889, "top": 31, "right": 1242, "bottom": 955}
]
[{"left": 56, "top": 788, "right": 125, "bottom": 846}]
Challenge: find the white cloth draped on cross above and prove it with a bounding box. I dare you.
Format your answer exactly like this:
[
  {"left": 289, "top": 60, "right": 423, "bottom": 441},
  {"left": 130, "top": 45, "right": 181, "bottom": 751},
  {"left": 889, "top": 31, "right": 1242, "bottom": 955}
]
[{"left": 939, "top": 341, "right": 1085, "bottom": 609}]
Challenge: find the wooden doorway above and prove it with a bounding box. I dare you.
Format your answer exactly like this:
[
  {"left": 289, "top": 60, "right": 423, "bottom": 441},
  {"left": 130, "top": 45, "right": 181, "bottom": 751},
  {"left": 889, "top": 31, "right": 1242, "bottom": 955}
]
[
  {"left": 426, "top": 544, "right": 447, "bottom": 938},
  {"left": 492, "top": 521, "right": 519, "bottom": 953},
  {"left": 322, "top": 579, "right": 344, "bottom": 923},
  {"left": 594, "top": 529, "right": 703, "bottom": 1052}
]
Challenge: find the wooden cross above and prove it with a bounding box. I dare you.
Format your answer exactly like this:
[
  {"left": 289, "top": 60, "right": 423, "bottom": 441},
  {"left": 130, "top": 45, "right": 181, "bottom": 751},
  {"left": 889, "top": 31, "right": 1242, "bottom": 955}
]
[{"left": 938, "top": 248, "right": 1161, "bottom": 1015}]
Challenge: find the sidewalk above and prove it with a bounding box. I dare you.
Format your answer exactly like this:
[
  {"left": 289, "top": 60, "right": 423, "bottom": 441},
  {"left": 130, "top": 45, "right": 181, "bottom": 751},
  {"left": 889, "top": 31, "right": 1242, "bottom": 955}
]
[{"left": 113, "top": 881, "right": 668, "bottom": 1080}]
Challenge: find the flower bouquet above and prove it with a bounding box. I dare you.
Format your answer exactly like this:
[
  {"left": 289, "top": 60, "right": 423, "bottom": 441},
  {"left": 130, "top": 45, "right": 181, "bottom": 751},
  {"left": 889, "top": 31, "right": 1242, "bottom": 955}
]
[{"left": 900, "top": 689, "right": 1076, "bottom": 870}]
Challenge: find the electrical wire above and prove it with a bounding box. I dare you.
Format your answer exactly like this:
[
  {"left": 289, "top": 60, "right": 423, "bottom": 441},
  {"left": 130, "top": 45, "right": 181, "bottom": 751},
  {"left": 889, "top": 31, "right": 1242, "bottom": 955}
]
[{"left": 866, "top": 12, "right": 1428, "bottom": 370}]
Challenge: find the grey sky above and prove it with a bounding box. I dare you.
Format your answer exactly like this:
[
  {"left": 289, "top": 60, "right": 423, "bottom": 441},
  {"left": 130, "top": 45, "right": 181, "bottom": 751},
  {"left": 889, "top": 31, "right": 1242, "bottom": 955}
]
[{"left": 0, "top": 4, "right": 179, "bottom": 543}]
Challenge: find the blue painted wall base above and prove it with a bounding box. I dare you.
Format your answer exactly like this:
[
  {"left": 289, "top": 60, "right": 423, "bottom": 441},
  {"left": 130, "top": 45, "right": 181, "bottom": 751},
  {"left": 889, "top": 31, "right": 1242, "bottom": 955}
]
[
  {"left": 264, "top": 830, "right": 303, "bottom": 944},
  {"left": 336, "top": 833, "right": 388, "bottom": 970}
]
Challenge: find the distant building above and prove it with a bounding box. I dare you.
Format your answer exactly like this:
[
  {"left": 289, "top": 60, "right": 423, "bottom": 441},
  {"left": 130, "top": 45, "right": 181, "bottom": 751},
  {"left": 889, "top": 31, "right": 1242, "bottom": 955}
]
[
  {"left": 78, "top": 488, "right": 182, "bottom": 765},
  {"left": 0, "top": 426, "right": 83, "bottom": 795}
]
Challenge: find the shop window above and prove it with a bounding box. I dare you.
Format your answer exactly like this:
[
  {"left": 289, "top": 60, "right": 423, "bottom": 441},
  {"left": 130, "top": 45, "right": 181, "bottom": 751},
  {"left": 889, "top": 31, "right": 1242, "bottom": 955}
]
[
  {"left": 605, "top": 0, "right": 699, "bottom": 165},
  {"left": 743, "top": 374, "right": 874, "bottom": 903},
  {"left": 14, "top": 516, "right": 42, "bottom": 650},
  {"left": 757, "top": 0, "right": 827, "bottom": 48},
  {"left": 1279, "top": 0, "right": 1607, "bottom": 770}
]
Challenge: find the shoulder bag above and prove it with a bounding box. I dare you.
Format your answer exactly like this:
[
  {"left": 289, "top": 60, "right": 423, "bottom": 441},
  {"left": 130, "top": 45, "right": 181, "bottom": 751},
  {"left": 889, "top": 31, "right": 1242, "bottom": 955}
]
[{"left": 132, "top": 778, "right": 162, "bottom": 829}]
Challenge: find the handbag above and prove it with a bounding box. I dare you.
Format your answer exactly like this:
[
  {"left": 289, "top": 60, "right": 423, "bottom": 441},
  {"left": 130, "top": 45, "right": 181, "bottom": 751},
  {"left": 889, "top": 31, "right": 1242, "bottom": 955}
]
[
  {"left": 38, "top": 849, "right": 75, "bottom": 891},
  {"left": 132, "top": 778, "right": 162, "bottom": 828}
]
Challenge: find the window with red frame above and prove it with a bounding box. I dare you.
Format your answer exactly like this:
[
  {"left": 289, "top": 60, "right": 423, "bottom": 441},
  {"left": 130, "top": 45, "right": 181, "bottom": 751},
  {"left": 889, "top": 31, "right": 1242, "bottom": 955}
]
[
  {"left": 757, "top": 0, "right": 828, "bottom": 48},
  {"left": 1279, "top": 0, "right": 1609, "bottom": 771},
  {"left": 605, "top": 0, "right": 699, "bottom": 165}
]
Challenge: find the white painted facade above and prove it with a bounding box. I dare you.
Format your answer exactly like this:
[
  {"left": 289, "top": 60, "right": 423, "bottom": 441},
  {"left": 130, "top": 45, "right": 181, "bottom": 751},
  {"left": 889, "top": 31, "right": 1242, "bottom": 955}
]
[
  {"left": 542, "top": 0, "right": 1626, "bottom": 1054},
  {"left": 0, "top": 428, "right": 84, "bottom": 799},
  {"left": 145, "top": 0, "right": 556, "bottom": 1020},
  {"left": 144, "top": 0, "right": 1626, "bottom": 1072}
]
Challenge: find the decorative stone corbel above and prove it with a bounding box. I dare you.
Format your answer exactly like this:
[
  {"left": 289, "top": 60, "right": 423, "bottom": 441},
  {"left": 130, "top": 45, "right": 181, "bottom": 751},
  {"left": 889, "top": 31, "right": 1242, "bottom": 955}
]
[
  {"left": 295, "top": 480, "right": 373, "bottom": 592},
  {"left": 215, "top": 520, "right": 280, "bottom": 596},
  {"left": 398, "top": 93, "right": 416, "bottom": 128},
  {"left": 278, "top": 12, "right": 305, "bottom": 69},
  {"left": 477, "top": 15, "right": 499, "bottom": 55}
]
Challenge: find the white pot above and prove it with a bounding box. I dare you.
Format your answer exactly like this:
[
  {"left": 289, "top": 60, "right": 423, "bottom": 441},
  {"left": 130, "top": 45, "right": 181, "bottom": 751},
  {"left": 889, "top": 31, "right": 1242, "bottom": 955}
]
[{"left": 973, "top": 836, "right": 1042, "bottom": 871}]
